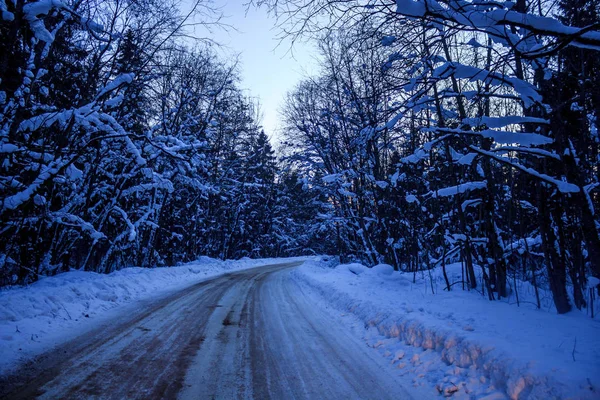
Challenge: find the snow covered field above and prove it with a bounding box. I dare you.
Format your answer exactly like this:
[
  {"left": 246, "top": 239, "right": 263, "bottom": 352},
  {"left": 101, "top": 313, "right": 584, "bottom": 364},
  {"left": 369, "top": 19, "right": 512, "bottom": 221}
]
[
  {"left": 0, "top": 256, "right": 307, "bottom": 375},
  {"left": 292, "top": 258, "right": 600, "bottom": 399}
]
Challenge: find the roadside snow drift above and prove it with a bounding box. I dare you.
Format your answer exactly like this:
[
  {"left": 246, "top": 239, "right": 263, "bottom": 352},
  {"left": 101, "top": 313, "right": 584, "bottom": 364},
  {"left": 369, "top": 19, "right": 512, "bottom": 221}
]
[
  {"left": 0, "top": 256, "right": 306, "bottom": 375},
  {"left": 292, "top": 258, "right": 600, "bottom": 400}
]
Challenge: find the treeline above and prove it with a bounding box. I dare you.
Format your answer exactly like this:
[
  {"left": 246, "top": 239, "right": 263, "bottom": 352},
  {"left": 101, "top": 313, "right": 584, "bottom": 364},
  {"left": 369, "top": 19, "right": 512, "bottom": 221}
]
[
  {"left": 3, "top": 0, "right": 600, "bottom": 316},
  {"left": 0, "top": 0, "right": 329, "bottom": 286},
  {"left": 263, "top": 0, "right": 600, "bottom": 314}
]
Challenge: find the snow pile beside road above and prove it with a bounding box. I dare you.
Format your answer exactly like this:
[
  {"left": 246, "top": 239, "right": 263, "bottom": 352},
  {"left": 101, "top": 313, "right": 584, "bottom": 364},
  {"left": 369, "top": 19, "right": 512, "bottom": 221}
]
[
  {"left": 0, "top": 256, "right": 306, "bottom": 375},
  {"left": 293, "top": 258, "right": 600, "bottom": 399}
]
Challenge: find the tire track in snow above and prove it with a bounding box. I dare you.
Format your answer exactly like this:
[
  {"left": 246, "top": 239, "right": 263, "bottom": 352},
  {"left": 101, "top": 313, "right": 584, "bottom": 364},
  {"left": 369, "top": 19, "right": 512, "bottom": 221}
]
[
  {"left": 1, "top": 262, "right": 415, "bottom": 399},
  {"left": 0, "top": 263, "right": 296, "bottom": 399}
]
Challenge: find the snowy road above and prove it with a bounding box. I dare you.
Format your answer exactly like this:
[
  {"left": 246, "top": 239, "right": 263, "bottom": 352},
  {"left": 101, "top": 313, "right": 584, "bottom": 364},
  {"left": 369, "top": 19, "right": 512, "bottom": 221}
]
[{"left": 0, "top": 262, "right": 413, "bottom": 400}]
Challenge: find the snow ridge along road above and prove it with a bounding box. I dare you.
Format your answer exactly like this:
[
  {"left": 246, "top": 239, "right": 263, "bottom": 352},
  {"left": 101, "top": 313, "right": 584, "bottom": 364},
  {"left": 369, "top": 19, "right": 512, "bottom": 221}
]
[{"left": 0, "top": 262, "right": 414, "bottom": 400}]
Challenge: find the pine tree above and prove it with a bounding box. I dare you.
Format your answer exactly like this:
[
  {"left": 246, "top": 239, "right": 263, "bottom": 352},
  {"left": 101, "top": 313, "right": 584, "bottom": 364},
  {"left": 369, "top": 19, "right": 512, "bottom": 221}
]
[{"left": 238, "top": 130, "right": 278, "bottom": 256}]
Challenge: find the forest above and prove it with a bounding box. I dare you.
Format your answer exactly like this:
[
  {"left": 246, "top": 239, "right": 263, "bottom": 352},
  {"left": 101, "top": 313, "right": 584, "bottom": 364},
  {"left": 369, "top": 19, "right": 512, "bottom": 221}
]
[{"left": 1, "top": 0, "right": 599, "bottom": 316}]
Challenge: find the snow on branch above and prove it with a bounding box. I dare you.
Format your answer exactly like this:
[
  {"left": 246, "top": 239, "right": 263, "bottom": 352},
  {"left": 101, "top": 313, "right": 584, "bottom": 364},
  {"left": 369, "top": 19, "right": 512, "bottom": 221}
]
[
  {"left": 18, "top": 103, "right": 146, "bottom": 166},
  {"left": 95, "top": 74, "right": 135, "bottom": 100},
  {"left": 432, "top": 181, "right": 487, "bottom": 198},
  {"left": 1, "top": 0, "right": 14, "bottom": 21},
  {"left": 469, "top": 146, "right": 580, "bottom": 193},
  {"left": 121, "top": 181, "right": 175, "bottom": 197},
  {"left": 462, "top": 116, "right": 549, "bottom": 129},
  {"left": 490, "top": 146, "right": 561, "bottom": 160},
  {"left": 432, "top": 62, "right": 542, "bottom": 108},
  {"left": 428, "top": 127, "right": 552, "bottom": 146},
  {"left": 394, "top": 0, "right": 600, "bottom": 51},
  {"left": 23, "top": 0, "right": 66, "bottom": 42},
  {"left": 50, "top": 212, "right": 105, "bottom": 241},
  {"left": 112, "top": 206, "right": 137, "bottom": 242},
  {"left": 1, "top": 159, "right": 63, "bottom": 211},
  {"left": 21, "top": 0, "right": 105, "bottom": 43}
]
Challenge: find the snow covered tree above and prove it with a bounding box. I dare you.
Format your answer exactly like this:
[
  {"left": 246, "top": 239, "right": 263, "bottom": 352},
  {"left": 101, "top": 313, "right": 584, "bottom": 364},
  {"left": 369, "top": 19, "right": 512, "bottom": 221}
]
[
  {"left": 259, "top": 0, "right": 600, "bottom": 313},
  {"left": 0, "top": 0, "right": 287, "bottom": 284}
]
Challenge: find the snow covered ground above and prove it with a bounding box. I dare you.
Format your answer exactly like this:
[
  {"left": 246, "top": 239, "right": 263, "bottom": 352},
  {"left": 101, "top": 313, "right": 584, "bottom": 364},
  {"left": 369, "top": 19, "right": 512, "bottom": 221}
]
[
  {"left": 2, "top": 256, "right": 598, "bottom": 399},
  {"left": 0, "top": 256, "right": 307, "bottom": 375},
  {"left": 292, "top": 258, "right": 600, "bottom": 399}
]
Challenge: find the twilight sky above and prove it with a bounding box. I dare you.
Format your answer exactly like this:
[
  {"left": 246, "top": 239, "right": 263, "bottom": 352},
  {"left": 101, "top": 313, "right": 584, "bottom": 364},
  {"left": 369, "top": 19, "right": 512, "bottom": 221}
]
[{"left": 189, "top": 1, "right": 319, "bottom": 140}]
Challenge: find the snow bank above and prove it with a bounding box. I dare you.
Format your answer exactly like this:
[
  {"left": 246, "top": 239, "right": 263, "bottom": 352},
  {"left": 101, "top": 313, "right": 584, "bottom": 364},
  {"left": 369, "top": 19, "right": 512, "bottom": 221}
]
[
  {"left": 0, "top": 256, "right": 306, "bottom": 375},
  {"left": 293, "top": 259, "right": 600, "bottom": 399},
  {"left": 339, "top": 262, "right": 369, "bottom": 275},
  {"left": 371, "top": 263, "right": 394, "bottom": 276}
]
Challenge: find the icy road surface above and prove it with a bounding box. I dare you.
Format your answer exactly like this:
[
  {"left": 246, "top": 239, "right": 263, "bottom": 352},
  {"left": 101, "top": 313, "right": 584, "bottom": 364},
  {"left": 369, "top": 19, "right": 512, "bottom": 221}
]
[{"left": 0, "top": 262, "right": 413, "bottom": 399}]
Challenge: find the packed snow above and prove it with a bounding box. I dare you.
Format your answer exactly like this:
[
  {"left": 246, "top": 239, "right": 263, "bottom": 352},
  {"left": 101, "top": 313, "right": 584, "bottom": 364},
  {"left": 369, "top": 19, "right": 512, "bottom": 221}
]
[{"left": 0, "top": 256, "right": 307, "bottom": 375}]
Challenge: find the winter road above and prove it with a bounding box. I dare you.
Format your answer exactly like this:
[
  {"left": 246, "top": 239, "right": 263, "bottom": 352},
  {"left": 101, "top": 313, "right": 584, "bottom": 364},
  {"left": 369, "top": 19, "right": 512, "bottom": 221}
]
[{"left": 0, "top": 262, "right": 413, "bottom": 399}]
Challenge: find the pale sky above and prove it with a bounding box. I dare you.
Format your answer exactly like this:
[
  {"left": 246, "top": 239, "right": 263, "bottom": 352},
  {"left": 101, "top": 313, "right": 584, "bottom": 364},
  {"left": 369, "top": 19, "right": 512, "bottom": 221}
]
[{"left": 189, "top": 1, "right": 319, "bottom": 141}]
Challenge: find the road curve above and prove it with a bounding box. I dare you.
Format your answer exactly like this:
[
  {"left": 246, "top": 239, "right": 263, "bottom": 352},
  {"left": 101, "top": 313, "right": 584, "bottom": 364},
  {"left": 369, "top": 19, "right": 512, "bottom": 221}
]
[{"left": 0, "top": 262, "right": 413, "bottom": 400}]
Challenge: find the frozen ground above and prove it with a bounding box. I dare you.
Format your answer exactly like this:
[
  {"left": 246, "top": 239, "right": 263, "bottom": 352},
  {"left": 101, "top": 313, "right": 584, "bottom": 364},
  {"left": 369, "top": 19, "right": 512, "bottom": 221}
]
[
  {"left": 292, "top": 258, "right": 600, "bottom": 399},
  {"left": 0, "top": 256, "right": 306, "bottom": 375}
]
